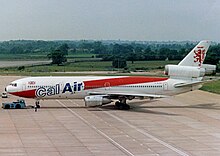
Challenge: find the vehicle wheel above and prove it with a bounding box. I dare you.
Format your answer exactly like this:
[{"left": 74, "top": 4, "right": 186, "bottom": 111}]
[
  {"left": 15, "top": 104, "right": 21, "bottom": 109},
  {"left": 4, "top": 104, "right": 10, "bottom": 109}
]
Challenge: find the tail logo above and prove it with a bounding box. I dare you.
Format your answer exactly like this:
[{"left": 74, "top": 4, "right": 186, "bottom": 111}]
[{"left": 194, "top": 46, "right": 206, "bottom": 66}]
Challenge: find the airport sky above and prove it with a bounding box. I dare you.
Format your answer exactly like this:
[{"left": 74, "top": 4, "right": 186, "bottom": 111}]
[{"left": 0, "top": 0, "right": 219, "bottom": 42}]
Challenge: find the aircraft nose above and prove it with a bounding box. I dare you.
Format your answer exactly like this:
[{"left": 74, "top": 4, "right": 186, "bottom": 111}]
[{"left": 5, "top": 85, "right": 11, "bottom": 93}]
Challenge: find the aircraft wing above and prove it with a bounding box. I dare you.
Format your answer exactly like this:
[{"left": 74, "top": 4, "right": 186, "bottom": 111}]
[{"left": 89, "top": 92, "right": 169, "bottom": 98}]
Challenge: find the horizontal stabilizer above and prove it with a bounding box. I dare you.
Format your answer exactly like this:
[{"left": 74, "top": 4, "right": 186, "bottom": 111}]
[{"left": 174, "top": 81, "right": 203, "bottom": 88}]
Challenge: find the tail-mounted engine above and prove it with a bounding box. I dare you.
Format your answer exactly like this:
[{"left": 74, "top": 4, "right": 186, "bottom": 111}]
[
  {"left": 164, "top": 65, "right": 205, "bottom": 78},
  {"left": 201, "top": 64, "right": 216, "bottom": 75},
  {"left": 84, "top": 95, "right": 112, "bottom": 107}
]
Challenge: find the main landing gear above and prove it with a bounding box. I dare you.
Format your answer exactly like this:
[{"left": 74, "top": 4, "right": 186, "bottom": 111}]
[{"left": 115, "top": 97, "right": 130, "bottom": 110}]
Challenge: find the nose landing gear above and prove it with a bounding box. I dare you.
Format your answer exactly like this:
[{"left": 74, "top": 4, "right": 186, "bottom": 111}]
[{"left": 35, "top": 101, "right": 40, "bottom": 108}]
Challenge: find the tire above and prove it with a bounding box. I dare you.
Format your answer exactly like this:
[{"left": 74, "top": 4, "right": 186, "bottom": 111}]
[
  {"left": 124, "top": 104, "right": 130, "bottom": 110},
  {"left": 118, "top": 104, "right": 124, "bottom": 110},
  {"left": 119, "top": 103, "right": 130, "bottom": 110},
  {"left": 115, "top": 101, "right": 120, "bottom": 107},
  {"left": 115, "top": 102, "right": 130, "bottom": 110},
  {"left": 15, "top": 104, "right": 21, "bottom": 109},
  {"left": 4, "top": 104, "right": 10, "bottom": 109}
]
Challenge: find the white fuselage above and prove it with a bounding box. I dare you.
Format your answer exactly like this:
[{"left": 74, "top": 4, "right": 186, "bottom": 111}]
[
  {"left": 5, "top": 40, "right": 211, "bottom": 108},
  {"left": 6, "top": 76, "right": 199, "bottom": 100}
]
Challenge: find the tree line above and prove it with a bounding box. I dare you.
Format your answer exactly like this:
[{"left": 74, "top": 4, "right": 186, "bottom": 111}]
[{"left": 0, "top": 40, "right": 219, "bottom": 67}]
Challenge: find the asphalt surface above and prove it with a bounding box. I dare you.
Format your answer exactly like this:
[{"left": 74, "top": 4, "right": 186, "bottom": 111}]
[{"left": 1, "top": 76, "right": 220, "bottom": 156}]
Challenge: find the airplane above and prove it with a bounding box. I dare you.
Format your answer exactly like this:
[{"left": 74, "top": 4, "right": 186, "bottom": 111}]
[{"left": 5, "top": 40, "right": 216, "bottom": 110}]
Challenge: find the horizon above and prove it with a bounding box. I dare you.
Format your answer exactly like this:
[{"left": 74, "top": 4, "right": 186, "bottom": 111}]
[
  {"left": 0, "top": 39, "right": 217, "bottom": 43},
  {"left": 0, "top": 0, "right": 219, "bottom": 42}
]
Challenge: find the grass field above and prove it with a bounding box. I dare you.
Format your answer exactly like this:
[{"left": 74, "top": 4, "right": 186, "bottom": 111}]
[
  {"left": 68, "top": 53, "right": 96, "bottom": 58},
  {"left": 0, "top": 60, "right": 178, "bottom": 73},
  {"left": 0, "top": 53, "right": 96, "bottom": 61},
  {"left": 200, "top": 79, "right": 220, "bottom": 94},
  {"left": 0, "top": 54, "right": 48, "bottom": 60}
]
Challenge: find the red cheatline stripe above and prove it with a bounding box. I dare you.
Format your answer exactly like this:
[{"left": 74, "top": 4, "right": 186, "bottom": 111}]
[
  {"left": 10, "top": 89, "right": 36, "bottom": 98},
  {"left": 84, "top": 76, "right": 168, "bottom": 90}
]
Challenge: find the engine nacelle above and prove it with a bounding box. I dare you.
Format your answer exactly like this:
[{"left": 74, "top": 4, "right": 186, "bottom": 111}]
[
  {"left": 202, "top": 64, "right": 216, "bottom": 75},
  {"left": 165, "top": 65, "right": 205, "bottom": 78},
  {"left": 84, "top": 95, "right": 112, "bottom": 107}
]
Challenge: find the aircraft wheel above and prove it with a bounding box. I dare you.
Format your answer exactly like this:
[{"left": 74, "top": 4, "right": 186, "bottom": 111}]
[
  {"left": 115, "top": 101, "right": 130, "bottom": 110},
  {"left": 115, "top": 101, "right": 120, "bottom": 108},
  {"left": 118, "top": 104, "right": 124, "bottom": 110},
  {"left": 35, "top": 101, "right": 40, "bottom": 108},
  {"left": 124, "top": 104, "right": 130, "bottom": 110}
]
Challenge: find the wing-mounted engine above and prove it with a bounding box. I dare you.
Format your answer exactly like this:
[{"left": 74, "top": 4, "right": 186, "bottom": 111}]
[
  {"left": 84, "top": 95, "right": 112, "bottom": 107},
  {"left": 164, "top": 65, "right": 205, "bottom": 78}
]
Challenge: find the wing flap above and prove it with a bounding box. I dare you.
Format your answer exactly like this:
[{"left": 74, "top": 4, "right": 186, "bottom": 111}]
[{"left": 89, "top": 92, "right": 169, "bottom": 98}]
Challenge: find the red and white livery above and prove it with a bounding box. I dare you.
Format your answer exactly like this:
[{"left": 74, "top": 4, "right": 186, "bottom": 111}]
[{"left": 6, "top": 41, "right": 214, "bottom": 109}]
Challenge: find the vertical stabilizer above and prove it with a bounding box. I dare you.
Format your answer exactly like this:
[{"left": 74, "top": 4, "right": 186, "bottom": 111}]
[{"left": 178, "top": 40, "right": 210, "bottom": 67}]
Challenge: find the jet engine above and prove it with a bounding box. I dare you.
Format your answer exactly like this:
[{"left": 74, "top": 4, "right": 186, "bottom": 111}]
[
  {"left": 201, "top": 64, "right": 216, "bottom": 75},
  {"left": 165, "top": 65, "right": 205, "bottom": 78},
  {"left": 84, "top": 95, "right": 112, "bottom": 107}
]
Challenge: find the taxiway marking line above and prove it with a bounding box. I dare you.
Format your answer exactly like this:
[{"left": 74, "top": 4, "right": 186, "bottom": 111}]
[
  {"left": 100, "top": 109, "right": 189, "bottom": 156},
  {"left": 57, "top": 100, "right": 134, "bottom": 156}
]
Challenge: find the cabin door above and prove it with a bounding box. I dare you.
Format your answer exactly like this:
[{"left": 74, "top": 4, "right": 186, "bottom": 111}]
[
  {"left": 22, "top": 83, "right": 26, "bottom": 91},
  {"left": 163, "top": 82, "right": 168, "bottom": 90}
]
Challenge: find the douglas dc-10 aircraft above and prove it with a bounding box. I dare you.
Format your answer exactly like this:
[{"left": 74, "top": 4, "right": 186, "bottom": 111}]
[{"left": 5, "top": 41, "right": 216, "bottom": 109}]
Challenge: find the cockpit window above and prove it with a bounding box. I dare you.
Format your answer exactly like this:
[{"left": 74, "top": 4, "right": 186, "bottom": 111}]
[{"left": 10, "top": 83, "right": 17, "bottom": 87}]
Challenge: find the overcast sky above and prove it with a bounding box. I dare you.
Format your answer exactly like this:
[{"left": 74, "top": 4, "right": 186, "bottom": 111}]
[{"left": 0, "top": 0, "right": 219, "bottom": 42}]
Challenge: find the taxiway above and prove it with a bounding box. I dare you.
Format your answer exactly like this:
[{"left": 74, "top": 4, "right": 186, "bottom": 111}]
[{"left": 1, "top": 76, "right": 220, "bottom": 156}]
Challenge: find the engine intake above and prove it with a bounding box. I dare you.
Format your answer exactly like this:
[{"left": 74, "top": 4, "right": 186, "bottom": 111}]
[{"left": 84, "top": 95, "right": 112, "bottom": 107}]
